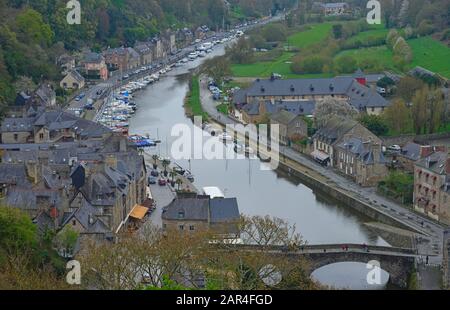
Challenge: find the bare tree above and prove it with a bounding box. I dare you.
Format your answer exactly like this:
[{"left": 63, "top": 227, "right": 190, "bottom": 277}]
[{"left": 315, "top": 98, "right": 358, "bottom": 129}]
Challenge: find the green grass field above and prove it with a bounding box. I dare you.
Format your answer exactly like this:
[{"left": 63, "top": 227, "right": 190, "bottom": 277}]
[
  {"left": 231, "top": 20, "right": 450, "bottom": 79},
  {"left": 287, "top": 23, "right": 334, "bottom": 48},
  {"left": 335, "top": 36, "right": 450, "bottom": 78},
  {"left": 231, "top": 23, "right": 334, "bottom": 78},
  {"left": 335, "top": 45, "right": 395, "bottom": 68},
  {"left": 408, "top": 37, "right": 450, "bottom": 78}
]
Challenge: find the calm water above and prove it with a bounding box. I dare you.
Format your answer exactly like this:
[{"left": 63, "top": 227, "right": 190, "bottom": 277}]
[
  {"left": 127, "top": 47, "right": 395, "bottom": 289},
  {"left": 311, "top": 262, "right": 390, "bottom": 290},
  {"left": 128, "top": 50, "right": 389, "bottom": 247}
]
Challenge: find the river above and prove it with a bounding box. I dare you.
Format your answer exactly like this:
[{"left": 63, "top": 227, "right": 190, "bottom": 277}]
[
  {"left": 128, "top": 44, "right": 389, "bottom": 248},
  {"left": 127, "top": 42, "right": 395, "bottom": 290}
]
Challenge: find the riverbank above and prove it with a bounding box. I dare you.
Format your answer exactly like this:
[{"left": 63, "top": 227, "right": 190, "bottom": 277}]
[{"left": 197, "top": 74, "right": 446, "bottom": 260}]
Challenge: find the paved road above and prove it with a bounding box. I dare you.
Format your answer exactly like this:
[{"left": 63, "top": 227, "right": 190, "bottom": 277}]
[
  {"left": 65, "top": 13, "right": 285, "bottom": 118},
  {"left": 147, "top": 183, "right": 175, "bottom": 228},
  {"left": 199, "top": 77, "right": 446, "bottom": 263}
]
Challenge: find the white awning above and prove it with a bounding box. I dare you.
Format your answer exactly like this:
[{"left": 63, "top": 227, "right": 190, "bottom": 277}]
[{"left": 311, "top": 150, "right": 330, "bottom": 161}]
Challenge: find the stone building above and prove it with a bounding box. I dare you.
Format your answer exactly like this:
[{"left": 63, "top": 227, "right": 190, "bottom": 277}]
[
  {"left": 127, "top": 47, "right": 141, "bottom": 70},
  {"left": 0, "top": 108, "right": 148, "bottom": 245},
  {"left": 103, "top": 47, "right": 129, "bottom": 72},
  {"left": 134, "top": 42, "right": 153, "bottom": 66},
  {"left": 312, "top": 117, "right": 357, "bottom": 166},
  {"left": 414, "top": 151, "right": 450, "bottom": 224},
  {"left": 60, "top": 70, "right": 86, "bottom": 90},
  {"left": 162, "top": 194, "right": 240, "bottom": 239},
  {"left": 82, "top": 52, "right": 108, "bottom": 80},
  {"left": 236, "top": 75, "right": 390, "bottom": 120},
  {"left": 270, "top": 110, "right": 308, "bottom": 146},
  {"left": 335, "top": 137, "right": 387, "bottom": 187},
  {"left": 0, "top": 109, "right": 110, "bottom": 144}
]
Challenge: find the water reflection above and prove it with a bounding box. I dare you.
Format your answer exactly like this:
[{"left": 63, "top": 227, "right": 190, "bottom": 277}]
[
  {"left": 311, "top": 262, "right": 390, "bottom": 290},
  {"left": 129, "top": 51, "right": 390, "bottom": 246}
]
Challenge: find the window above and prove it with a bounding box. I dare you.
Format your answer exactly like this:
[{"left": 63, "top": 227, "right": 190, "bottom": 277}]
[
  {"left": 13, "top": 134, "right": 18, "bottom": 141},
  {"left": 179, "top": 225, "right": 184, "bottom": 231},
  {"left": 39, "top": 133, "right": 44, "bottom": 140},
  {"left": 178, "top": 211, "right": 185, "bottom": 219},
  {"left": 72, "top": 220, "right": 76, "bottom": 226},
  {"left": 190, "top": 226, "right": 195, "bottom": 231}
]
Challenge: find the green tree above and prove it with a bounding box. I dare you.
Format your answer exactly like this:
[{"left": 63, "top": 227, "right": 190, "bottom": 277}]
[
  {"left": 202, "top": 56, "right": 231, "bottom": 87},
  {"left": 382, "top": 98, "right": 413, "bottom": 134},
  {"left": 0, "top": 206, "right": 38, "bottom": 257},
  {"left": 16, "top": 8, "right": 54, "bottom": 47},
  {"left": 359, "top": 114, "right": 389, "bottom": 136},
  {"left": 262, "top": 23, "right": 288, "bottom": 42},
  {"left": 332, "top": 24, "right": 343, "bottom": 39},
  {"left": 396, "top": 76, "right": 424, "bottom": 102},
  {"left": 333, "top": 55, "right": 357, "bottom": 74}
]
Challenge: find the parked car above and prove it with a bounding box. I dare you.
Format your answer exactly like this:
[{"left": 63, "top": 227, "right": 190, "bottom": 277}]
[
  {"left": 388, "top": 145, "right": 401, "bottom": 152},
  {"left": 150, "top": 170, "right": 159, "bottom": 177},
  {"left": 158, "top": 178, "right": 167, "bottom": 186}
]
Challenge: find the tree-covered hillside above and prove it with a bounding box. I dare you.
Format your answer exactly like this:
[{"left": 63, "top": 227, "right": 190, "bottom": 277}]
[{"left": 0, "top": 0, "right": 296, "bottom": 111}]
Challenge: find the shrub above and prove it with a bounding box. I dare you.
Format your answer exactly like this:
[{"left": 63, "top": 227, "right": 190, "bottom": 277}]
[{"left": 417, "top": 20, "right": 435, "bottom": 36}]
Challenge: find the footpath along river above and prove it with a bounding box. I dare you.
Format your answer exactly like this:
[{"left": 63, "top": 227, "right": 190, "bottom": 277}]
[
  {"left": 127, "top": 43, "right": 395, "bottom": 289},
  {"left": 128, "top": 44, "right": 389, "bottom": 247}
]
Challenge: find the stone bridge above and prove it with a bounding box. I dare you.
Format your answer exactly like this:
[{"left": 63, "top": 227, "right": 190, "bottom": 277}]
[{"left": 231, "top": 244, "right": 419, "bottom": 288}]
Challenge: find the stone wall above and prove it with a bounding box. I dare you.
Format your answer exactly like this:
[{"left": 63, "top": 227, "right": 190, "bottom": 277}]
[
  {"left": 277, "top": 161, "right": 423, "bottom": 234},
  {"left": 382, "top": 132, "right": 450, "bottom": 147}
]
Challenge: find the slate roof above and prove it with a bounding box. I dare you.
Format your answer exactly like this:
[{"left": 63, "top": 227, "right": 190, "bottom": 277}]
[
  {"left": 83, "top": 52, "right": 105, "bottom": 64},
  {"left": 35, "top": 84, "right": 55, "bottom": 105},
  {"left": 162, "top": 196, "right": 210, "bottom": 221},
  {"left": 399, "top": 143, "right": 422, "bottom": 161},
  {"left": 210, "top": 198, "right": 240, "bottom": 223},
  {"left": 270, "top": 110, "right": 298, "bottom": 125},
  {"left": 242, "top": 77, "right": 388, "bottom": 109},
  {"left": 246, "top": 77, "right": 354, "bottom": 97},
  {"left": 127, "top": 47, "right": 140, "bottom": 59},
  {"left": 313, "top": 116, "right": 358, "bottom": 144},
  {"left": 416, "top": 152, "right": 449, "bottom": 175},
  {"left": 337, "top": 137, "right": 386, "bottom": 165},
  {"left": 242, "top": 100, "right": 315, "bottom": 116},
  {"left": 162, "top": 196, "right": 240, "bottom": 224},
  {"left": 134, "top": 42, "right": 152, "bottom": 55},
  {"left": 0, "top": 164, "right": 31, "bottom": 187},
  {"left": 324, "top": 2, "right": 348, "bottom": 9},
  {"left": 0, "top": 117, "right": 34, "bottom": 132},
  {"left": 104, "top": 47, "right": 128, "bottom": 56},
  {"left": 1, "top": 109, "right": 111, "bottom": 138},
  {"left": 65, "top": 70, "right": 85, "bottom": 83},
  {"left": 64, "top": 196, "right": 110, "bottom": 234}
]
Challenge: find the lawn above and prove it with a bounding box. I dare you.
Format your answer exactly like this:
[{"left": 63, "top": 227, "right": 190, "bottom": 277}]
[
  {"left": 217, "top": 103, "right": 229, "bottom": 115},
  {"left": 335, "top": 36, "right": 450, "bottom": 78},
  {"left": 287, "top": 22, "right": 334, "bottom": 48},
  {"left": 408, "top": 37, "right": 450, "bottom": 78},
  {"left": 335, "top": 45, "right": 396, "bottom": 69},
  {"left": 231, "top": 23, "right": 334, "bottom": 78},
  {"left": 185, "top": 75, "right": 208, "bottom": 120}
]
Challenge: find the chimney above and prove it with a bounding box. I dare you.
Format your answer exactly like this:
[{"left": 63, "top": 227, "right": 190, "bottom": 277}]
[
  {"left": 420, "top": 145, "right": 434, "bottom": 158},
  {"left": 371, "top": 143, "right": 381, "bottom": 163}
]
